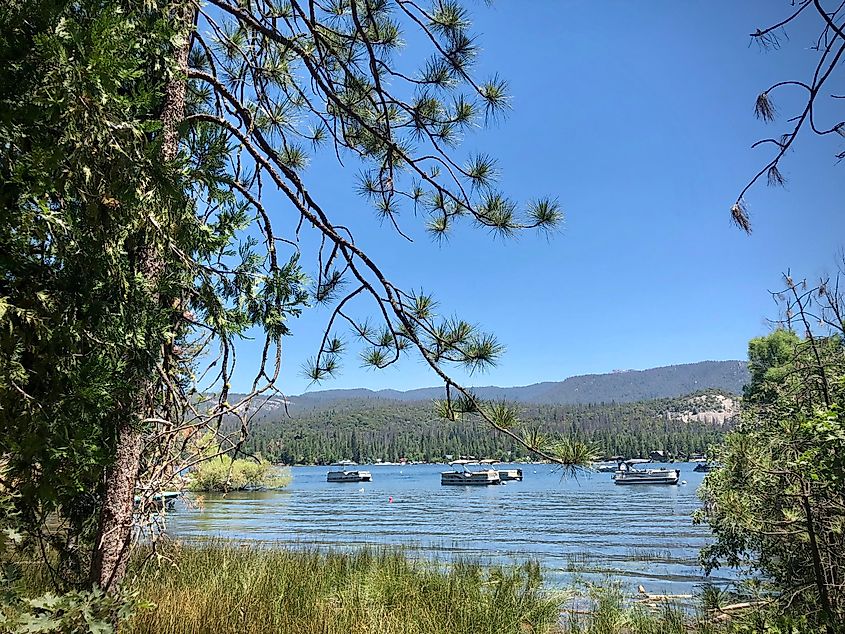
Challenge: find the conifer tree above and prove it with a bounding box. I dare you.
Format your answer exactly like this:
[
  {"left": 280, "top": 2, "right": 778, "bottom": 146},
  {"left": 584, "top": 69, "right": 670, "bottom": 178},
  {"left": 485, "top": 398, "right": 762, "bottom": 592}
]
[{"left": 1, "top": 0, "right": 593, "bottom": 590}]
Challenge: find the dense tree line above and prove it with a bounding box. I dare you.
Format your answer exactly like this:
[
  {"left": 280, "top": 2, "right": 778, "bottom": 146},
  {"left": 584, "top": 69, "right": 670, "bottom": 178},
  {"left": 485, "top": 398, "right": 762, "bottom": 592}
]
[{"left": 232, "top": 390, "right": 734, "bottom": 464}]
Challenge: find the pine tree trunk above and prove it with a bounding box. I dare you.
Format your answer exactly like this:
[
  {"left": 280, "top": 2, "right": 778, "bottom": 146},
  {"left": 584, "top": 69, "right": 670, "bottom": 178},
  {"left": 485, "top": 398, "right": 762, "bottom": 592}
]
[
  {"left": 802, "top": 491, "right": 835, "bottom": 634},
  {"left": 89, "top": 6, "right": 192, "bottom": 590},
  {"left": 89, "top": 413, "right": 146, "bottom": 589}
]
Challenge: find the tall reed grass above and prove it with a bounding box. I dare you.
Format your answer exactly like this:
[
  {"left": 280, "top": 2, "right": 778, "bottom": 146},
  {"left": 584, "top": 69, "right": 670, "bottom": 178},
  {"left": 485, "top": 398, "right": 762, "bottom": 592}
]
[
  {"left": 126, "top": 542, "right": 563, "bottom": 634},
  {"left": 9, "top": 543, "right": 773, "bottom": 633},
  {"left": 562, "top": 587, "right": 708, "bottom": 634}
]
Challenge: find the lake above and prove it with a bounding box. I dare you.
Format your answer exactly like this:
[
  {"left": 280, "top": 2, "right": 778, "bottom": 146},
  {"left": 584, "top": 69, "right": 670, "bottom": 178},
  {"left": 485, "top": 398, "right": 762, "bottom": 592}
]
[{"left": 167, "top": 462, "right": 732, "bottom": 596}]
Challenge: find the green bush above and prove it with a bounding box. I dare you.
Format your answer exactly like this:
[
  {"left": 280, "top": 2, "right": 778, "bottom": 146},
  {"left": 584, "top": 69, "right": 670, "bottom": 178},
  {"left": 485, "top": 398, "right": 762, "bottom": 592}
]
[
  {"left": 0, "top": 586, "right": 146, "bottom": 634},
  {"left": 187, "top": 456, "right": 291, "bottom": 492}
]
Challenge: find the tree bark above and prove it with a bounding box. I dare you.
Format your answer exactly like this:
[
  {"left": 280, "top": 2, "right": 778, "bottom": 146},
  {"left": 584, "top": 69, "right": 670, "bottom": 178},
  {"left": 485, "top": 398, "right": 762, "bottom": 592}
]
[
  {"left": 802, "top": 490, "right": 835, "bottom": 634},
  {"left": 89, "top": 5, "right": 192, "bottom": 590},
  {"left": 89, "top": 413, "right": 146, "bottom": 589}
]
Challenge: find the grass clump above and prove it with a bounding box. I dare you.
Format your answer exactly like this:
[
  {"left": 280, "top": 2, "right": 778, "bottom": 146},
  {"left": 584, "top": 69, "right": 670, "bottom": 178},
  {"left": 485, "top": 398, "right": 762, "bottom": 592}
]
[
  {"left": 562, "top": 583, "right": 719, "bottom": 634},
  {"left": 127, "top": 542, "right": 562, "bottom": 634}
]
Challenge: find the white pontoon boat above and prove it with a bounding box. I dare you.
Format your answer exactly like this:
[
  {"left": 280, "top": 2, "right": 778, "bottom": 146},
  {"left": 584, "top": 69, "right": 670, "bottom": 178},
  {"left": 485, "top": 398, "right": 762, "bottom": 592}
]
[
  {"left": 478, "top": 459, "right": 523, "bottom": 481},
  {"left": 327, "top": 469, "right": 372, "bottom": 483},
  {"left": 613, "top": 461, "right": 680, "bottom": 485},
  {"left": 441, "top": 460, "right": 501, "bottom": 486}
]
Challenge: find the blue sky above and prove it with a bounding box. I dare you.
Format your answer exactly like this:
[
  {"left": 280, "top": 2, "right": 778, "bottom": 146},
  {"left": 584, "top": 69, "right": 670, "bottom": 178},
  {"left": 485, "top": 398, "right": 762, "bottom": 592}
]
[{"left": 230, "top": 1, "right": 845, "bottom": 395}]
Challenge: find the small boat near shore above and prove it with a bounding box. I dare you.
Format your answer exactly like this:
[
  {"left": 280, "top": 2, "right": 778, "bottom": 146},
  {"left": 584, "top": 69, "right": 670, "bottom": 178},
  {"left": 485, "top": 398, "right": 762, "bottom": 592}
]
[
  {"left": 441, "top": 460, "right": 501, "bottom": 486},
  {"left": 479, "top": 459, "right": 523, "bottom": 481},
  {"left": 693, "top": 462, "right": 717, "bottom": 473},
  {"left": 613, "top": 461, "right": 680, "bottom": 485},
  {"left": 497, "top": 467, "right": 523, "bottom": 481},
  {"left": 327, "top": 469, "right": 372, "bottom": 483},
  {"left": 595, "top": 457, "right": 649, "bottom": 473},
  {"left": 134, "top": 491, "right": 180, "bottom": 510}
]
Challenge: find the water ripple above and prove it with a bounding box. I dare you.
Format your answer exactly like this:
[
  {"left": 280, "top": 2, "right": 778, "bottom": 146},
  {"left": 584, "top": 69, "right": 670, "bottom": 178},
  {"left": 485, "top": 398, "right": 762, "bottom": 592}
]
[{"left": 167, "top": 463, "right": 732, "bottom": 594}]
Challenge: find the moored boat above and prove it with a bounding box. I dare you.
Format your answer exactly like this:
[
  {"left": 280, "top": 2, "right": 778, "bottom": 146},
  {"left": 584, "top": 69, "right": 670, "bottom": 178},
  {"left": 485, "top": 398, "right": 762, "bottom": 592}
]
[
  {"left": 613, "top": 461, "right": 680, "bottom": 485},
  {"left": 479, "top": 459, "right": 523, "bottom": 481},
  {"left": 441, "top": 460, "right": 501, "bottom": 486},
  {"left": 134, "top": 491, "right": 180, "bottom": 510},
  {"left": 327, "top": 469, "right": 372, "bottom": 483},
  {"left": 497, "top": 467, "right": 523, "bottom": 481},
  {"left": 693, "top": 462, "right": 716, "bottom": 472}
]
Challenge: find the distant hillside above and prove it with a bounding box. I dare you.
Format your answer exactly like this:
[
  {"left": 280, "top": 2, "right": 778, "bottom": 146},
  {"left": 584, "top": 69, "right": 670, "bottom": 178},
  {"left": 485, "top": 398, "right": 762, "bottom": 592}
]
[
  {"left": 220, "top": 360, "right": 747, "bottom": 463},
  {"left": 290, "top": 360, "right": 748, "bottom": 406},
  {"left": 236, "top": 389, "right": 739, "bottom": 464},
  {"left": 532, "top": 360, "right": 748, "bottom": 403}
]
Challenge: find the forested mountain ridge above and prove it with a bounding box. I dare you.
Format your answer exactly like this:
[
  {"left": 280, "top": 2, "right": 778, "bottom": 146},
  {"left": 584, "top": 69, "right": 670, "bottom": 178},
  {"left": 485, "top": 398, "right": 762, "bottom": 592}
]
[
  {"left": 286, "top": 360, "right": 748, "bottom": 406},
  {"left": 223, "top": 360, "right": 748, "bottom": 463},
  {"left": 237, "top": 389, "right": 739, "bottom": 465}
]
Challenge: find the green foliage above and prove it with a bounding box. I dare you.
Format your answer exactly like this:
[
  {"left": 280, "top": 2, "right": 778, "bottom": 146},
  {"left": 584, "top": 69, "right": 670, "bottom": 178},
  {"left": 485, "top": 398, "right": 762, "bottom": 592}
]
[
  {"left": 0, "top": 0, "right": 308, "bottom": 583},
  {"left": 0, "top": 587, "right": 144, "bottom": 634},
  {"left": 744, "top": 329, "right": 801, "bottom": 404},
  {"left": 0, "top": 0, "right": 184, "bottom": 579},
  {"left": 0, "top": 490, "right": 143, "bottom": 633},
  {"left": 560, "top": 581, "right": 832, "bottom": 634},
  {"left": 698, "top": 319, "right": 845, "bottom": 628},
  {"left": 187, "top": 452, "right": 291, "bottom": 493},
  {"left": 184, "top": 434, "right": 291, "bottom": 492}
]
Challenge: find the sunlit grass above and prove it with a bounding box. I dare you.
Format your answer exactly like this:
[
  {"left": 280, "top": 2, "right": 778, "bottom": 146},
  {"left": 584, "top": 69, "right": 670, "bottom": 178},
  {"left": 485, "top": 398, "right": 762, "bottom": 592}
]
[
  {"left": 127, "top": 542, "right": 563, "bottom": 634},
  {"left": 10, "top": 543, "right": 773, "bottom": 633},
  {"left": 561, "top": 583, "right": 719, "bottom": 634}
]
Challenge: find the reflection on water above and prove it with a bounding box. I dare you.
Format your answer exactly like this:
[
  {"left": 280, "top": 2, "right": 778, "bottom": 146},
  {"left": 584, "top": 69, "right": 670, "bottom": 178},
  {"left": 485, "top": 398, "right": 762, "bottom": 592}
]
[{"left": 166, "top": 462, "right": 731, "bottom": 595}]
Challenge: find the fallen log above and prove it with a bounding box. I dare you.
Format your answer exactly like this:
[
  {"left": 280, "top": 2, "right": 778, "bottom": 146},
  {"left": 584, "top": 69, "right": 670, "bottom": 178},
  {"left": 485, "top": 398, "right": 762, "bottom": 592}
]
[
  {"left": 635, "top": 585, "right": 693, "bottom": 601},
  {"left": 718, "top": 601, "right": 760, "bottom": 612}
]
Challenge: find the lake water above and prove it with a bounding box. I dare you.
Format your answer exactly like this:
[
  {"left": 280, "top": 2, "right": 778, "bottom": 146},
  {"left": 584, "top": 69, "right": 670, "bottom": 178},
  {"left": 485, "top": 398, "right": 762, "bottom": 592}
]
[{"left": 167, "top": 462, "right": 732, "bottom": 596}]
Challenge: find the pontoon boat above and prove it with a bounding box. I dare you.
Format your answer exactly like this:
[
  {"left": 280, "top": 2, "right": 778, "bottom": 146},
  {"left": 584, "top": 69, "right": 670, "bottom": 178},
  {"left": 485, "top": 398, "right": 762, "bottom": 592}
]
[
  {"left": 441, "top": 460, "right": 501, "bottom": 486},
  {"left": 327, "top": 469, "right": 372, "bottom": 483},
  {"left": 613, "top": 461, "right": 680, "bottom": 485}
]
